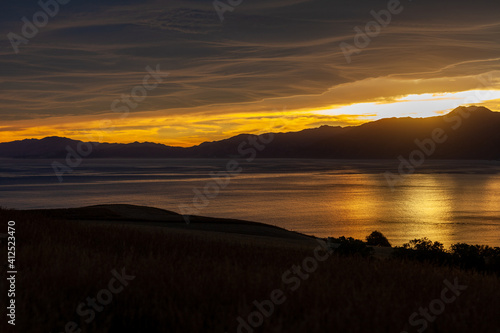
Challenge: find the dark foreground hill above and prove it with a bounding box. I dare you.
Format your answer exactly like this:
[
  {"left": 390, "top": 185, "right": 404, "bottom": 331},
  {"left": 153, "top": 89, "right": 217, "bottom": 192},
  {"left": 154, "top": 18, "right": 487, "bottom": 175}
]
[
  {"left": 1, "top": 205, "right": 499, "bottom": 333},
  {"left": 1, "top": 106, "right": 499, "bottom": 159},
  {"left": 25, "top": 204, "right": 315, "bottom": 243}
]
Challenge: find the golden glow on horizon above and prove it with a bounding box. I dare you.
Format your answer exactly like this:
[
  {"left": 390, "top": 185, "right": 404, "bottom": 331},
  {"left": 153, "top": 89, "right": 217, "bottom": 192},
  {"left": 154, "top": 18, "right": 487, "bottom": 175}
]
[
  {"left": 1, "top": 89, "right": 500, "bottom": 147},
  {"left": 316, "top": 90, "right": 500, "bottom": 119}
]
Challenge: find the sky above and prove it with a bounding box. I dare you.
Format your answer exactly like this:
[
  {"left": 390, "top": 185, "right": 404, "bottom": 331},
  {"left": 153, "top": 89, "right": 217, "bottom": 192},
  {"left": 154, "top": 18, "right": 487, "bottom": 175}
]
[{"left": 1, "top": 0, "right": 500, "bottom": 146}]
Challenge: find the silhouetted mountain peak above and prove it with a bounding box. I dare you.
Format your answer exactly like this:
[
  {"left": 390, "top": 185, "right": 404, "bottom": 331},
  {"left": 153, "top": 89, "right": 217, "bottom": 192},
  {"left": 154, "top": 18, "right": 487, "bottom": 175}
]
[
  {"left": 449, "top": 105, "right": 493, "bottom": 116},
  {"left": 1, "top": 106, "right": 499, "bottom": 159},
  {"left": 39, "top": 136, "right": 79, "bottom": 143}
]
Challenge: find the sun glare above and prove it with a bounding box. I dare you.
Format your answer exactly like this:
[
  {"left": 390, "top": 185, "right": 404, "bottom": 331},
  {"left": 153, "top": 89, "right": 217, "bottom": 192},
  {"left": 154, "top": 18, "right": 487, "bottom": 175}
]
[{"left": 316, "top": 90, "right": 500, "bottom": 120}]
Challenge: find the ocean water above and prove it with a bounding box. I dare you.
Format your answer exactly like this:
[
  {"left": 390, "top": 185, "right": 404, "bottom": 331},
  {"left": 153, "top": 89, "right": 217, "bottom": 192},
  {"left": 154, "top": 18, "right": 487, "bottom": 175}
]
[{"left": 1, "top": 158, "right": 500, "bottom": 247}]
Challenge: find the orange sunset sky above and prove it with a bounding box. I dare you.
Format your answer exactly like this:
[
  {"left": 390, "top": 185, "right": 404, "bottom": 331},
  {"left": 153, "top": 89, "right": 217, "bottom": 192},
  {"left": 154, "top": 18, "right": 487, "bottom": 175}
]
[{"left": 1, "top": 0, "right": 500, "bottom": 147}]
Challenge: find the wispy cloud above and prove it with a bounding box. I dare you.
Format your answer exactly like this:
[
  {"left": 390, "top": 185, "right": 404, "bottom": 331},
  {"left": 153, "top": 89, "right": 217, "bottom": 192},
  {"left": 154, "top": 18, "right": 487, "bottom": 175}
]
[{"left": 1, "top": 0, "right": 500, "bottom": 143}]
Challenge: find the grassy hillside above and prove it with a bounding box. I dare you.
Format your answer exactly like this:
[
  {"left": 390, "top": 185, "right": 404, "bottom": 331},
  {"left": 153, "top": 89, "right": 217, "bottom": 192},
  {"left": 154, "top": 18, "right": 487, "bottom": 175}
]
[{"left": 1, "top": 207, "right": 499, "bottom": 333}]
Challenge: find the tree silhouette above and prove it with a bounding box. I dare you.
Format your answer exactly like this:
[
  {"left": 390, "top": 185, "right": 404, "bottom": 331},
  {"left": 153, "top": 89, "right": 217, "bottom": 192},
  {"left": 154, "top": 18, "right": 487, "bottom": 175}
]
[{"left": 366, "top": 231, "right": 391, "bottom": 247}]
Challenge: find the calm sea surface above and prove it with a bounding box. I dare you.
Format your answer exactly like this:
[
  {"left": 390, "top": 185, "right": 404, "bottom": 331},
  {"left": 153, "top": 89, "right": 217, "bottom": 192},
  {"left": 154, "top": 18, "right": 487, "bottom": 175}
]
[{"left": 1, "top": 158, "right": 500, "bottom": 246}]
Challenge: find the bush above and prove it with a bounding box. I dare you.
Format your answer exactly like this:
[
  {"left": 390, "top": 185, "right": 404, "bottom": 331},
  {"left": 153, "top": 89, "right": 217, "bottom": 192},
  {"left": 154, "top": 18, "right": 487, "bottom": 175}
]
[
  {"left": 451, "top": 243, "right": 500, "bottom": 273},
  {"left": 365, "top": 231, "right": 391, "bottom": 247},
  {"left": 392, "top": 238, "right": 451, "bottom": 265},
  {"left": 391, "top": 238, "right": 500, "bottom": 275},
  {"left": 451, "top": 243, "right": 484, "bottom": 270},
  {"left": 403, "top": 238, "right": 445, "bottom": 251},
  {"left": 329, "top": 236, "right": 374, "bottom": 258}
]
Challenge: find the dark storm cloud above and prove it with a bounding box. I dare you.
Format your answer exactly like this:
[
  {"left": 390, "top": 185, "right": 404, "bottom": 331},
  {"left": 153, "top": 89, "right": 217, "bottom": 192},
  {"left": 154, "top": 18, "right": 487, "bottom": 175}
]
[{"left": 1, "top": 0, "right": 500, "bottom": 120}]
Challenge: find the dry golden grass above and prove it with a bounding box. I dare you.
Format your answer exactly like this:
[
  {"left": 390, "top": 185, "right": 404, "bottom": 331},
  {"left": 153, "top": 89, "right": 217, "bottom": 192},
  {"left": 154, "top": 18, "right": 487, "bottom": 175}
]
[{"left": 1, "top": 208, "right": 499, "bottom": 333}]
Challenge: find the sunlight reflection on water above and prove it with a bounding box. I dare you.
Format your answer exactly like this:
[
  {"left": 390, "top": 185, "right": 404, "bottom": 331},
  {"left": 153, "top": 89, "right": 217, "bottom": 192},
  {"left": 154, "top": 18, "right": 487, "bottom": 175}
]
[{"left": 1, "top": 158, "right": 500, "bottom": 246}]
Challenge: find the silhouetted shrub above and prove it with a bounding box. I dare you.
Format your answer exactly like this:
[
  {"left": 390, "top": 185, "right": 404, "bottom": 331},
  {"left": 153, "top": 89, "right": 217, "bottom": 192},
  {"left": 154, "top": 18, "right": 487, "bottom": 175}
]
[
  {"left": 403, "top": 238, "right": 445, "bottom": 251},
  {"left": 450, "top": 243, "right": 484, "bottom": 270},
  {"left": 451, "top": 243, "right": 500, "bottom": 274},
  {"left": 391, "top": 238, "right": 500, "bottom": 275},
  {"left": 365, "top": 231, "right": 391, "bottom": 247},
  {"left": 329, "top": 236, "right": 374, "bottom": 258},
  {"left": 392, "top": 238, "right": 451, "bottom": 265}
]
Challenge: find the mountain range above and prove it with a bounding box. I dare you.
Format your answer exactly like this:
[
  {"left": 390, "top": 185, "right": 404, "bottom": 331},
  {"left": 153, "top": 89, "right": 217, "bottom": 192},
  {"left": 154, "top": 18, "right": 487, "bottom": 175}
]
[{"left": 1, "top": 106, "right": 499, "bottom": 160}]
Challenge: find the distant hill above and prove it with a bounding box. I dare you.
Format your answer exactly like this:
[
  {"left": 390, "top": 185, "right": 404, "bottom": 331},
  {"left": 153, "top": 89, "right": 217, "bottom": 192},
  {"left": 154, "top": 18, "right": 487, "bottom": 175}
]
[{"left": 1, "top": 106, "right": 499, "bottom": 159}]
